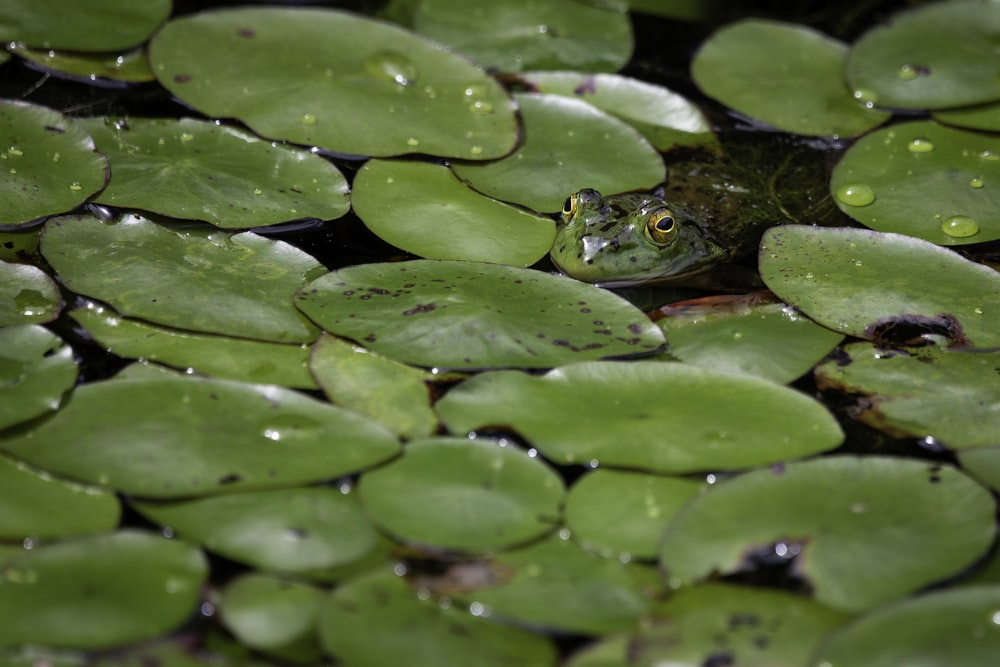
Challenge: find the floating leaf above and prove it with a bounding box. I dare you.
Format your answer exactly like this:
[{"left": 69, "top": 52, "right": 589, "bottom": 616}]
[
  {"left": 759, "top": 226, "right": 1000, "bottom": 346},
  {"left": 0, "top": 530, "right": 206, "bottom": 649},
  {"left": 294, "top": 259, "right": 665, "bottom": 370},
  {"left": 659, "top": 456, "right": 996, "bottom": 612},
  {"left": 0, "top": 374, "right": 400, "bottom": 497},
  {"left": 958, "top": 447, "right": 1000, "bottom": 495},
  {"left": 451, "top": 92, "right": 665, "bottom": 212},
  {"left": 0, "top": 0, "right": 171, "bottom": 51},
  {"left": 351, "top": 159, "right": 555, "bottom": 265},
  {"left": 0, "top": 100, "right": 107, "bottom": 226},
  {"left": 691, "top": 19, "right": 888, "bottom": 136},
  {"left": 358, "top": 438, "right": 564, "bottom": 552},
  {"left": 412, "top": 0, "right": 632, "bottom": 73},
  {"left": 830, "top": 120, "right": 1000, "bottom": 245},
  {"left": 42, "top": 213, "right": 322, "bottom": 344},
  {"left": 935, "top": 101, "right": 1000, "bottom": 133},
  {"left": 436, "top": 360, "right": 843, "bottom": 472},
  {"left": 9, "top": 45, "right": 154, "bottom": 83},
  {"left": 150, "top": 7, "right": 518, "bottom": 159},
  {"left": 0, "top": 325, "right": 77, "bottom": 431},
  {"left": 0, "top": 259, "right": 61, "bottom": 326}
]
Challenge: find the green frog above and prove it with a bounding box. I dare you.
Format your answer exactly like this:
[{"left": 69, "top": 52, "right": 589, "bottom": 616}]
[{"left": 550, "top": 134, "right": 838, "bottom": 287}]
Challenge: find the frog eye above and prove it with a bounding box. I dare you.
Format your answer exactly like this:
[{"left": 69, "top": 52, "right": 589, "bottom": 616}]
[
  {"left": 645, "top": 209, "right": 677, "bottom": 245},
  {"left": 561, "top": 193, "right": 578, "bottom": 220}
]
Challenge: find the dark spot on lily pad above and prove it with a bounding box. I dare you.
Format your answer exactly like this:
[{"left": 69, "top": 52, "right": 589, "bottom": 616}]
[
  {"left": 218, "top": 473, "right": 243, "bottom": 485},
  {"left": 44, "top": 125, "right": 66, "bottom": 134},
  {"left": 364, "top": 333, "right": 377, "bottom": 343},
  {"left": 173, "top": 74, "right": 191, "bottom": 83},
  {"left": 237, "top": 27, "right": 256, "bottom": 38}
]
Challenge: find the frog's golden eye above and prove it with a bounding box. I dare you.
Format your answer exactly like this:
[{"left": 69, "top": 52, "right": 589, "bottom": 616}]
[
  {"left": 561, "top": 194, "right": 578, "bottom": 219},
  {"left": 645, "top": 209, "right": 677, "bottom": 245}
]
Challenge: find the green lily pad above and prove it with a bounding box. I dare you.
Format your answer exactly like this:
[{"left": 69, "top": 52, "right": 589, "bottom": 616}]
[
  {"left": 816, "top": 342, "right": 1000, "bottom": 450},
  {"left": 519, "top": 71, "right": 716, "bottom": 151},
  {"left": 70, "top": 305, "right": 317, "bottom": 390},
  {"left": 218, "top": 574, "right": 324, "bottom": 663},
  {"left": 958, "top": 447, "right": 1000, "bottom": 495},
  {"left": 41, "top": 213, "right": 322, "bottom": 344},
  {"left": 451, "top": 92, "right": 665, "bottom": 213},
  {"left": 659, "top": 456, "right": 996, "bottom": 612},
  {"left": 309, "top": 334, "right": 438, "bottom": 440},
  {"left": 0, "top": 647, "right": 86, "bottom": 667},
  {"left": 0, "top": 227, "right": 41, "bottom": 264},
  {"left": 0, "top": 454, "right": 120, "bottom": 540},
  {"left": 0, "top": 100, "right": 108, "bottom": 226},
  {"left": 759, "top": 226, "right": 1000, "bottom": 346},
  {"left": 9, "top": 45, "right": 154, "bottom": 83},
  {"left": 691, "top": 19, "right": 888, "bottom": 137},
  {"left": 352, "top": 159, "right": 555, "bottom": 265},
  {"left": 653, "top": 292, "right": 844, "bottom": 384},
  {"left": 0, "top": 374, "right": 400, "bottom": 497},
  {"left": 0, "top": 0, "right": 171, "bottom": 51},
  {"left": 0, "top": 530, "right": 207, "bottom": 649},
  {"left": 133, "top": 487, "right": 379, "bottom": 574},
  {"left": 150, "top": 7, "right": 518, "bottom": 159},
  {"left": 317, "top": 567, "right": 558, "bottom": 667},
  {"left": 294, "top": 259, "right": 665, "bottom": 370},
  {"left": 358, "top": 437, "right": 564, "bottom": 552},
  {"left": 565, "top": 469, "right": 705, "bottom": 560},
  {"left": 436, "top": 360, "right": 843, "bottom": 472},
  {"left": 81, "top": 117, "right": 350, "bottom": 228},
  {"left": 412, "top": 0, "right": 632, "bottom": 73},
  {"left": 830, "top": 120, "right": 1000, "bottom": 245},
  {"left": 0, "top": 259, "right": 61, "bottom": 325},
  {"left": 0, "top": 325, "right": 77, "bottom": 431},
  {"left": 935, "top": 101, "right": 1000, "bottom": 133},
  {"left": 845, "top": 0, "right": 1000, "bottom": 110},
  {"left": 814, "top": 585, "right": 1000, "bottom": 667}
]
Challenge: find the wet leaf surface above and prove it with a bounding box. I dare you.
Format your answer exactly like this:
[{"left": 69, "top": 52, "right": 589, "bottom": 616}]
[
  {"left": 0, "top": 325, "right": 77, "bottom": 431},
  {"left": 0, "top": 259, "right": 61, "bottom": 326},
  {"left": 0, "top": 0, "right": 171, "bottom": 51}
]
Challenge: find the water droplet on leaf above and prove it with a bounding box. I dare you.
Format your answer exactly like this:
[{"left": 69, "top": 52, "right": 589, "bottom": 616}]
[
  {"left": 301, "top": 113, "right": 318, "bottom": 125},
  {"left": 907, "top": 138, "right": 934, "bottom": 153},
  {"left": 941, "top": 214, "right": 979, "bottom": 238},
  {"left": 363, "top": 50, "right": 417, "bottom": 87},
  {"left": 835, "top": 183, "right": 875, "bottom": 206},
  {"left": 970, "top": 176, "right": 985, "bottom": 189},
  {"left": 69, "top": 181, "right": 82, "bottom": 191}
]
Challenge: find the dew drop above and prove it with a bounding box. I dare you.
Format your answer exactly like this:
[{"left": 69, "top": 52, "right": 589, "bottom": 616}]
[
  {"left": 8, "top": 144, "right": 23, "bottom": 156},
  {"left": 8, "top": 168, "right": 15, "bottom": 175},
  {"left": 907, "top": 138, "right": 934, "bottom": 153},
  {"left": 253, "top": 188, "right": 263, "bottom": 195},
  {"left": 179, "top": 132, "right": 194, "bottom": 143},
  {"left": 363, "top": 50, "right": 417, "bottom": 87},
  {"left": 468, "top": 100, "right": 494, "bottom": 115},
  {"left": 470, "top": 145, "right": 483, "bottom": 156},
  {"left": 975, "top": 307, "right": 984, "bottom": 315},
  {"left": 301, "top": 113, "right": 318, "bottom": 125},
  {"left": 464, "top": 84, "right": 488, "bottom": 98},
  {"left": 970, "top": 176, "right": 985, "bottom": 189},
  {"left": 835, "top": 183, "right": 875, "bottom": 207},
  {"left": 406, "top": 136, "right": 420, "bottom": 147},
  {"left": 69, "top": 181, "right": 82, "bottom": 191},
  {"left": 941, "top": 214, "right": 980, "bottom": 238},
  {"left": 852, "top": 88, "right": 878, "bottom": 109},
  {"left": 897, "top": 64, "right": 922, "bottom": 80},
  {"left": 981, "top": 150, "right": 999, "bottom": 161}
]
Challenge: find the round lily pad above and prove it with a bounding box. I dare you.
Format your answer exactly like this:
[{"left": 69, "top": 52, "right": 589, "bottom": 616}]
[
  {"left": 133, "top": 488, "right": 379, "bottom": 574},
  {"left": 294, "top": 259, "right": 665, "bottom": 370},
  {"left": 659, "top": 456, "right": 996, "bottom": 612},
  {"left": 691, "top": 19, "right": 889, "bottom": 137},
  {"left": 0, "top": 0, "right": 171, "bottom": 51},
  {"left": 412, "top": 0, "right": 632, "bottom": 73},
  {"left": 358, "top": 437, "right": 564, "bottom": 552},
  {"left": 0, "top": 373, "right": 400, "bottom": 498},
  {"left": 451, "top": 92, "right": 665, "bottom": 213},
  {"left": 759, "top": 225, "right": 1000, "bottom": 347},
  {"left": 813, "top": 585, "right": 1000, "bottom": 667},
  {"left": 845, "top": 0, "right": 1000, "bottom": 110},
  {"left": 81, "top": 117, "right": 350, "bottom": 228},
  {"left": 0, "top": 100, "right": 108, "bottom": 226},
  {"left": 9, "top": 45, "right": 154, "bottom": 83},
  {"left": 41, "top": 213, "right": 323, "bottom": 344},
  {"left": 150, "top": 7, "right": 518, "bottom": 159},
  {"left": 0, "top": 259, "right": 61, "bottom": 326},
  {"left": 436, "top": 360, "right": 843, "bottom": 473},
  {"left": 351, "top": 159, "right": 555, "bottom": 265},
  {"left": 830, "top": 120, "right": 1000, "bottom": 245},
  {"left": 0, "top": 530, "right": 207, "bottom": 649},
  {"left": 0, "top": 325, "right": 77, "bottom": 431}
]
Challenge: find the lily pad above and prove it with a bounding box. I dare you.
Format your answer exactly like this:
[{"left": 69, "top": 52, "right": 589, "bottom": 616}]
[
  {"left": 816, "top": 342, "right": 1000, "bottom": 450},
  {"left": 309, "top": 334, "right": 438, "bottom": 440},
  {"left": 653, "top": 292, "right": 844, "bottom": 384},
  {"left": 0, "top": 259, "right": 61, "bottom": 326},
  {"left": 659, "top": 456, "right": 996, "bottom": 612},
  {"left": 150, "top": 7, "right": 518, "bottom": 159},
  {"left": 451, "top": 92, "right": 665, "bottom": 213},
  {"left": 830, "top": 120, "right": 1000, "bottom": 245},
  {"left": 9, "top": 45, "right": 154, "bottom": 83},
  {"left": 691, "top": 19, "right": 888, "bottom": 137},
  {"left": 351, "top": 159, "right": 555, "bottom": 265},
  {"left": 436, "top": 360, "right": 843, "bottom": 472},
  {"left": 0, "top": 100, "right": 108, "bottom": 226},
  {"left": 935, "top": 101, "right": 1000, "bottom": 133},
  {"left": 81, "top": 117, "right": 350, "bottom": 228},
  {"left": 358, "top": 437, "right": 564, "bottom": 552},
  {"left": 41, "top": 213, "right": 322, "bottom": 344},
  {"left": 70, "top": 305, "right": 317, "bottom": 389},
  {"left": 412, "top": 0, "right": 632, "bottom": 73},
  {"left": 294, "top": 259, "right": 665, "bottom": 370},
  {"left": 759, "top": 226, "right": 1000, "bottom": 347},
  {"left": 0, "top": 454, "right": 120, "bottom": 540},
  {"left": 519, "top": 71, "right": 716, "bottom": 151},
  {"left": 0, "top": 374, "right": 400, "bottom": 497},
  {"left": 0, "top": 325, "right": 77, "bottom": 431},
  {"left": 317, "top": 567, "right": 558, "bottom": 667},
  {"left": 133, "top": 488, "right": 379, "bottom": 574},
  {"left": 0, "top": 0, "right": 171, "bottom": 51},
  {"left": 0, "top": 530, "right": 207, "bottom": 649},
  {"left": 958, "top": 447, "right": 1000, "bottom": 495},
  {"left": 813, "top": 585, "right": 1000, "bottom": 667},
  {"left": 845, "top": 0, "right": 1000, "bottom": 110}
]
